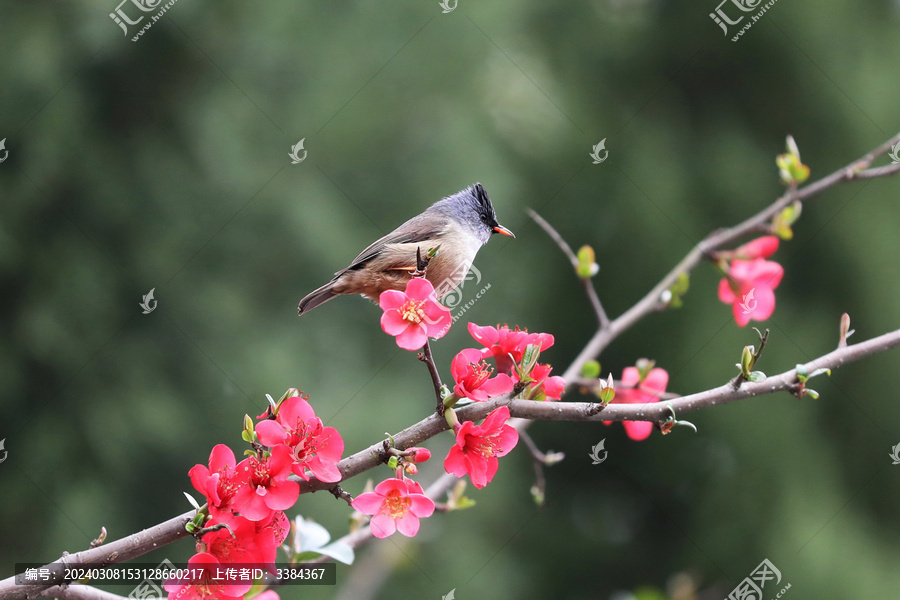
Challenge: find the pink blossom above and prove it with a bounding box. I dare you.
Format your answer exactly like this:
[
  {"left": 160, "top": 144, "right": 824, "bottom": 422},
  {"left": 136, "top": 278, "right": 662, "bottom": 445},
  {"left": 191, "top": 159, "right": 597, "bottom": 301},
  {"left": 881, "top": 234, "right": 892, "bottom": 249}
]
[
  {"left": 603, "top": 367, "right": 669, "bottom": 441},
  {"left": 379, "top": 278, "right": 452, "bottom": 350},
  {"left": 188, "top": 445, "right": 242, "bottom": 518},
  {"left": 450, "top": 348, "right": 515, "bottom": 402},
  {"left": 232, "top": 445, "right": 300, "bottom": 521},
  {"left": 527, "top": 363, "right": 566, "bottom": 400},
  {"left": 734, "top": 236, "right": 780, "bottom": 260},
  {"left": 467, "top": 323, "right": 554, "bottom": 374},
  {"left": 351, "top": 478, "right": 435, "bottom": 538},
  {"left": 718, "top": 258, "right": 784, "bottom": 327},
  {"left": 444, "top": 406, "right": 519, "bottom": 489},
  {"left": 256, "top": 395, "right": 344, "bottom": 483}
]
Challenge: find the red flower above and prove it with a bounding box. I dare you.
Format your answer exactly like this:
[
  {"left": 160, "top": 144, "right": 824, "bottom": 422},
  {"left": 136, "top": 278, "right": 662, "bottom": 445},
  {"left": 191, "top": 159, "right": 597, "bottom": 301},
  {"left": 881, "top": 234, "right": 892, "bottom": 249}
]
[
  {"left": 256, "top": 395, "right": 344, "bottom": 483},
  {"left": 189, "top": 445, "right": 242, "bottom": 518},
  {"left": 405, "top": 447, "right": 431, "bottom": 463},
  {"left": 527, "top": 363, "right": 566, "bottom": 400},
  {"left": 379, "top": 278, "right": 452, "bottom": 350},
  {"left": 201, "top": 513, "right": 272, "bottom": 568},
  {"left": 734, "top": 236, "right": 779, "bottom": 260},
  {"left": 444, "top": 406, "right": 519, "bottom": 489},
  {"left": 163, "top": 552, "right": 249, "bottom": 600},
  {"left": 351, "top": 478, "right": 435, "bottom": 538},
  {"left": 718, "top": 258, "right": 784, "bottom": 327},
  {"left": 232, "top": 445, "right": 300, "bottom": 521},
  {"left": 451, "top": 348, "right": 515, "bottom": 402},
  {"left": 467, "top": 323, "right": 554, "bottom": 374},
  {"left": 603, "top": 366, "right": 668, "bottom": 441}
]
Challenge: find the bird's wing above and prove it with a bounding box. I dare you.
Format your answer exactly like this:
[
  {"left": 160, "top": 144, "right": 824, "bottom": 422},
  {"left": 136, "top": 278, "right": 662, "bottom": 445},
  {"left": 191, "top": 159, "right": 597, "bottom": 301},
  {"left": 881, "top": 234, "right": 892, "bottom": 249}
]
[{"left": 334, "top": 217, "right": 446, "bottom": 276}]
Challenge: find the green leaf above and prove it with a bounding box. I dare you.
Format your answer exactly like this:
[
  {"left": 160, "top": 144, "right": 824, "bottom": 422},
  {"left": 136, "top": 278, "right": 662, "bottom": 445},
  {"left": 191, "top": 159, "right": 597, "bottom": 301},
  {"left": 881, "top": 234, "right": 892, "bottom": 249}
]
[
  {"left": 455, "top": 496, "right": 476, "bottom": 510},
  {"left": 748, "top": 371, "right": 766, "bottom": 383},
  {"left": 581, "top": 360, "right": 601, "bottom": 379},
  {"left": 599, "top": 386, "right": 615, "bottom": 404},
  {"left": 576, "top": 245, "right": 599, "bottom": 279},
  {"left": 805, "top": 389, "right": 820, "bottom": 399},
  {"left": 665, "top": 272, "right": 690, "bottom": 308}
]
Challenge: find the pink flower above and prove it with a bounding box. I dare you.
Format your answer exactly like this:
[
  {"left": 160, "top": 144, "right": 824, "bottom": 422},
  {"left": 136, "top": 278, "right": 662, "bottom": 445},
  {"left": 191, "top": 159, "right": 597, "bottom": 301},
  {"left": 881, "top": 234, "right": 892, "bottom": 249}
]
[
  {"left": 405, "top": 447, "right": 431, "bottom": 463},
  {"left": 188, "top": 445, "right": 242, "bottom": 518},
  {"left": 444, "top": 406, "right": 519, "bottom": 489},
  {"left": 467, "top": 323, "right": 554, "bottom": 374},
  {"left": 163, "top": 552, "right": 249, "bottom": 600},
  {"left": 201, "top": 513, "right": 272, "bottom": 568},
  {"left": 718, "top": 258, "right": 784, "bottom": 327},
  {"left": 256, "top": 395, "right": 344, "bottom": 483},
  {"left": 451, "top": 348, "right": 515, "bottom": 402},
  {"left": 253, "top": 593, "right": 281, "bottom": 600},
  {"left": 527, "top": 363, "right": 566, "bottom": 400},
  {"left": 379, "top": 278, "right": 452, "bottom": 351},
  {"left": 232, "top": 445, "right": 300, "bottom": 521},
  {"left": 351, "top": 478, "right": 435, "bottom": 538},
  {"left": 603, "top": 366, "right": 668, "bottom": 441},
  {"left": 734, "top": 236, "right": 779, "bottom": 260}
]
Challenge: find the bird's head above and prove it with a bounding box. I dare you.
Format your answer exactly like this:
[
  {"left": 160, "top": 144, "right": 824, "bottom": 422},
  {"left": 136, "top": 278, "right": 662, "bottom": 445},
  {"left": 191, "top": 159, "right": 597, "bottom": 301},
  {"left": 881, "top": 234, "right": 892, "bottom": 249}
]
[{"left": 443, "top": 183, "right": 515, "bottom": 244}]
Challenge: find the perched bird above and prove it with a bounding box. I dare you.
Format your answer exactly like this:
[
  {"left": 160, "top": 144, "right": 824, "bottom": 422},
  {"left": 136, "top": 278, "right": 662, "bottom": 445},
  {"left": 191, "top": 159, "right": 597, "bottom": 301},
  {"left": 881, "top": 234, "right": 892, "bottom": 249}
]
[{"left": 298, "top": 183, "right": 514, "bottom": 315}]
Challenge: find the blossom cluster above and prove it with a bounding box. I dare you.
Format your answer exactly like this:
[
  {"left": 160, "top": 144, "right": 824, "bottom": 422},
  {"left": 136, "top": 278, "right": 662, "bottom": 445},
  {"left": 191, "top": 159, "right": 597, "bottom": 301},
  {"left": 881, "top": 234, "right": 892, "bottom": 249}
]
[{"left": 171, "top": 394, "right": 344, "bottom": 599}]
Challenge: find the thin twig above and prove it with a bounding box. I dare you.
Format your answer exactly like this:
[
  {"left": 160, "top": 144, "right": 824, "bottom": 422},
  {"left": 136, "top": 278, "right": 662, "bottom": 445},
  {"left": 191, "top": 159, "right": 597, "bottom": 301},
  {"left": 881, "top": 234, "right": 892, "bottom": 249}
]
[
  {"left": 419, "top": 340, "right": 445, "bottom": 415},
  {"left": 527, "top": 208, "right": 610, "bottom": 327}
]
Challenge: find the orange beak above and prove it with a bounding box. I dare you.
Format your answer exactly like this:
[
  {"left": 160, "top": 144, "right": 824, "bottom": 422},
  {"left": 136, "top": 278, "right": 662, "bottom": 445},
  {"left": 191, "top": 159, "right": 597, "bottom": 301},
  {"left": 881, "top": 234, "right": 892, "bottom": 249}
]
[{"left": 493, "top": 225, "right": 515, "bottom": 238}]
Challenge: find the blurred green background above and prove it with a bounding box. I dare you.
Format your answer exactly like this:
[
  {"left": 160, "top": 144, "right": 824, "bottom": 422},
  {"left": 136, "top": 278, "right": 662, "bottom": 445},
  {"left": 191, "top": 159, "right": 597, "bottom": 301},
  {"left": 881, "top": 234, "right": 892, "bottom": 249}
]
[{"left": 2, "top": 1, "right": 900, "bottom": 598}]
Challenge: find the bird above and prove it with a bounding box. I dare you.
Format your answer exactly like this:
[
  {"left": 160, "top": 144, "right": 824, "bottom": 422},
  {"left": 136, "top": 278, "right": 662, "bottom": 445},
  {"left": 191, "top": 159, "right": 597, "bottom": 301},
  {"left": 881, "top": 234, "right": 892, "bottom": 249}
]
[{"left": 298, "top": 183, "right": 514, "bottom": 315}]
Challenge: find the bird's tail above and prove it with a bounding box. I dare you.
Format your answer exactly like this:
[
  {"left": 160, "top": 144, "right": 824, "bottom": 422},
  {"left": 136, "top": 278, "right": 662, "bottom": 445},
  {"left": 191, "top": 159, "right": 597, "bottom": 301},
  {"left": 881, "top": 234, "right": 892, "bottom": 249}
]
[{"left": 298, "top": 282, "right": 338, "bottom": 315}]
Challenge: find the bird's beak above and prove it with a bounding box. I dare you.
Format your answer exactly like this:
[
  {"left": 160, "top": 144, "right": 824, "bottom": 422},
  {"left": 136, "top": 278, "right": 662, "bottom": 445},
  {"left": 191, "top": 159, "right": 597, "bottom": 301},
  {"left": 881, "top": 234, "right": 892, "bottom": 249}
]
[{"left": 493, "top": 224, "right": 515, "bottom": 238}]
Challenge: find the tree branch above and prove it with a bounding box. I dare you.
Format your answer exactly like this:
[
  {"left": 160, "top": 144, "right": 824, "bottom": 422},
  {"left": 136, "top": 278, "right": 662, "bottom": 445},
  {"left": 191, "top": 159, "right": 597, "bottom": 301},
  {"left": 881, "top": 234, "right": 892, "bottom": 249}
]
[
  {"left": 4, "top": 133, "right": 900, "bottom": 600},
  {"left": 561, "top": 131, "right": 900, "bottom": 383}
]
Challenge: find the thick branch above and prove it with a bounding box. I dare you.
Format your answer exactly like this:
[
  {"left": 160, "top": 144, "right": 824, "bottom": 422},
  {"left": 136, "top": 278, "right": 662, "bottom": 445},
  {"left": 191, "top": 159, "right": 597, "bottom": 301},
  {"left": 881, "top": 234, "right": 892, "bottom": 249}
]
[{"left": 0, "top": 513, "right": 192, "bottom": 600}]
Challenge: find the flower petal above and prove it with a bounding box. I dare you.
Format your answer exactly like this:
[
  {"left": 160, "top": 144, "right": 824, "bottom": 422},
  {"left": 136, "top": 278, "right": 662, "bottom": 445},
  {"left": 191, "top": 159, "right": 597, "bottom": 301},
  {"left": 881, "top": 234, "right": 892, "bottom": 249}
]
[
  {"left": 395, "top": 325, "right": 427, "bottom": 351},
  {"left": 381, "top": 310, "right": 410, "bottom": 336},
  {"left": 405, "top": 278, "right": 437, "bottom": 301},
  {"left": 623, "top": 420, "right": 653, "bottom": 441},
  {"left": 369, "top": 514, "right": 397, "bottom": 538},
  {"left": 379, "top": 289, "right": 408, "bottom": 311},
  {"left": 481, "top": 373, "right": 514, "bottom": 397},
  {"left": 255, "top": 420, "right": 287, "bottom": 447},
  {"left": 395, "top": 512, "right": 421, "bottom": 537},
  {"left": 351, "top": 492, "right": 385, "bottom": 515}
]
